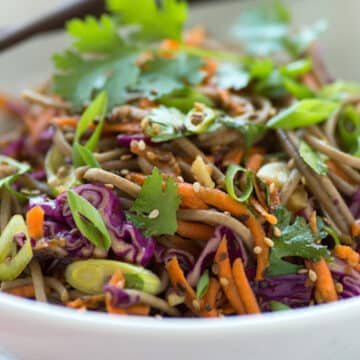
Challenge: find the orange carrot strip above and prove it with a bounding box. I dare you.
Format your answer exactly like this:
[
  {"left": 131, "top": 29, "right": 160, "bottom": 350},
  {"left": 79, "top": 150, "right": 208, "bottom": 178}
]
[
  {"left": 67, "top": 295, "right": 104, "bottom": 310},
  {"left": 198, "top": 187, "right": 269, "bottom": 280},
  {"left": 352, "top": 220, "right": 360, "bottom": 237},
  {"left": 102, "top": 122, "right": 141, "bottom": 134},
  {"left": 51, "top": 117, "right": 79, "bottom": 128},
  {"left": 334, "top": 245, "right": 360, "bottom": 267},
  {"left": 326, "top": 160, "right": 353, "bottom": 184},
  {"left": 26, "top": 108, "right": 56, "bottom": 143},
  {"left": 176, "top": 220, "right": 214, "bottom": 242},
  {"left": 128, "top": 173, "right": 209, "bottom": 210},
  {"left": 160, "top": 235, "right": 200, "bottom": 256},
  {"left": 184, "top": 26, "right": 206, "bottom": 47},
  {"left": 0, "top": 94, "right": 7, "bottom": 109},
  {"left": 5, "top": 285, "right": 35, "bottom": 298},
  {"left": 223, "top": 148, "right": 244, "bottom": 166},
  {"left": 137, "top": 98, "right": 157, "bottom": 109},
  {"left": 161, "top": 39, "right": 180, "bottom": 50},
  {"left": 246, "top": 153, "right": 264, "bottom": 172},
  {"left": 232, "top": 258, "right": 260, "bottom": 314},
  {"left": 214, "top": 236, "right": 245, "bottom": 314},
  {"left": 166, "top": 257, "right": 199, "bottom": 314},
  {"left": 250, "top": 198, "right": 278, "bottom": 225},
  {"left": 26, "top": 205, "right": 45, "bottom": 240},
  {"left": 201, "top": 278, "right": 220, "bottom": 317},
  {"left": 309, "top": 258, "right": 338, "bottom": 303},
  {"left": 202, "top": 59, "right": 218, "bottom": 82}
]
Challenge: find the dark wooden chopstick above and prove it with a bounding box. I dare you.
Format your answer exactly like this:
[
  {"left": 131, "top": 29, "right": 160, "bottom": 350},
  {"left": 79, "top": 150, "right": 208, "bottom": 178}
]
[{"left": 0, "top": 0, "right": 232, "bottom": 53}]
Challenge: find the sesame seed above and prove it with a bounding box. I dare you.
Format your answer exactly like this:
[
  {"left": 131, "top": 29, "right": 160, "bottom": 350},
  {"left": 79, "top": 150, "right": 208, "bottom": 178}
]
[
  {"left": 308, "top": 269, "right": 318, "bottom": 282},
  {"left": 152, "top": 123, "right": 161, "bottom": 134},
  {"left": 138, "top": 140, "right": 146, "bottom": 151},
  {"left": 148, "top": 209, "right": 160, "bottom": 219},
  {"left": 335, "top": 282, "right": 344, "bottom": 293},
  {"left": 224, "top": 211, "right": 231, "bottom": 216},
  {"left": 253, "top": 246, "right": 263, "bottom": 255},
  {"left": 177, "top": 176, "right": 184, "bottom": 182},
  {"left": 105, "top": 183, "right": 114, "bottom": 189},
  {"left": 269, "top": 183, "right": 276, "bottom": 193},
  {"left": 192, "top": 299, "right": 201, "bottom": 311},
  {"left": 297, "top": 268, "right": 308, "bottom": 274},
  {"left": 273, "top": 227, "right": 282, "bottom": 237},
  {"left": 155, "top": 314, "right": 163, "bottom": 319},
  {"left": 120, "top": 169, "right": 129, "bottom": 176},
  {"left": 219, "top": 277, "right": 229, "bottom": 287},
  {"left": 264, "top": 237, "right": 274, "bottom": 247},
  {"left": 146, "top": 151, "right": 156, "bottom": 161},
  {"left": 168, "top": 293, "right": 185, "bottom": 306},
  {"left": 194, "top": 102, "right": 205, "bottom": 112},
  {"left": 120, "top": 154, "right": 132, "bottom": 161},
  {"left": 140, "top": 117, "right": 149, "bottom": 129},
  {"left": 192, "top": 182, "right": 201, "bottom": 192},
  {"left": 212, "top": 264, "right": 218, "bottom": 275}
]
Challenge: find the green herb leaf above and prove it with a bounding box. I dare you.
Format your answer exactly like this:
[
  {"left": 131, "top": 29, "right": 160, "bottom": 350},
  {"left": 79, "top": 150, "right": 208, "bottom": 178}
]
[
  {"left": 299, "top": 141, "right": 328, "bottom": 175},
  {"left": 249, "top": 58, "right": 274, "bottom": 79},
  {"left": 107, "top": 0, "right": 188, "bottom": 41},
  {"left": 214, "top": 63, "right": 250, "bottom": 90},
  {"left": 283, "top": 77, "right": 315, "bottom": 99},
  {"left": 279, "top": 59, "right": 312, "bottom": 78},
  {"left": 146, "top": 106, "right": 187, "bottom": 142},
  {"left": 136, "top": 54, "right": 204, "bottom": 100},
  {"left": 220, "top": 116, "right": 268, "bottom": 147},
  {"left": 127, "top": 168, "right": 181, "bottom": 237},
  {"left": 337, "top": 105, "right": 360, "bottom": 154},
  {"left": 66, "top": 15, "right": 124, "bottom": 53},
  {"left": 267, "top": 99, "right": 339, "bottom": 129},
  {"left": 267, "top": 206, "right": 330, "bottom": 276},
  {"left": 225, "top": 165, "right": 253, "bottom": 202},
  {"left": 67, "top": 190, "right": 112, "bottom": 250},
  {"left": 0, "top": 156, "right": 31, "bottom": 190},
  {"left": 158, "top": 88, "right": 213, "bottom": 112},
  {"left": 320, "top": 81, "right": 360, "bottom": 100},
  {"left": 73, "top": 143, "right": 101, "bottom": 168},
  {"left": 270, "top": 301, "right": 291, "bottom": 311},
  {"left": 196, "top": 270, "right": 210, "bottom": 299}
]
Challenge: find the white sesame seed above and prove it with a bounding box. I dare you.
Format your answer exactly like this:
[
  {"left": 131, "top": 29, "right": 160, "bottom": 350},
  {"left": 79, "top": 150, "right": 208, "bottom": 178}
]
[
  {"left": 253, "top": 246, "right": 263, "bottom": 255},
  {"left": 192, "top": 299, "right": 201, "bottom": 311},
  {"left": 120, "top": 169, "right": 130, "bottom": 176},
  {"left": 105, "top": 183, "right": 114, "bottom": 189},
  {"left": 224, "top": 211, "right": 231, "bottom": 216},
  {"left": 148, "top": 209, "right": 160, "bottom": 219},
  {"left": 167, "top": 293, "right": 185, "bottom": 306},
  {"left": 335, "top": 282, "right": 344, "bottom": 293},
  {"left": 212, "top": 264, "right": 218, "bottom": 275},
  {"left": 297, "top": 268, "right": 308, "bottom": 274},
  {"left": 138, "top": 140, "right": 146, "bottom": 151},
  {"left": 264, "top": 237, "right": 274, "bottom": 247},
  {"left": 219, "top": 277, "right": 229, "bottom": 287},
  {"left": 308, "top": 269, "right": 318, "bottom": 282},
  {"left": 177, "top": 176, "right": 184, "bottom": 183},
  {"left": 120, "top": 154, "right": 132, "bottom": 161},
  {"left": 269, "top": 183, "right": 276, "bottom": 193},
  {"left": 152, "top": 123, "right": 161, "bottom": 134},
  {"left": 273, "top": 227, "right": 282, "bottom": 237},
  {"left": 140, "top": 117, "right": 149, "bottom": 129},
  {"left": 192, "top": 182, "right": 201, "bottom": 193}
]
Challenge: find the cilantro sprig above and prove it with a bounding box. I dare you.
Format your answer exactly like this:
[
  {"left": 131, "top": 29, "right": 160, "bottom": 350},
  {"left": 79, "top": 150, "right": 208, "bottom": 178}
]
[
  {"left": 267, "top": 206, "right": 330, "bottom": 276},
  {"left": 127, "top": 168, "right": 181, "bottom": 237}
]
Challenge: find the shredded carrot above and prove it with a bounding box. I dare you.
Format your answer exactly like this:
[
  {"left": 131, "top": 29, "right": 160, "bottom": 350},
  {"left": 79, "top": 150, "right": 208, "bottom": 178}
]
[
  {"left": 128, "top": 173, "right": 209, "bottom": 210},
  {"left": 137, "top": 98, "right": 156, "bottom": 109},
  {"left": 166, "top": 256, "right": 200, "bottom": 315},
  {"left": 51, "top": 116, "right": 79, "bottom": 128},
  {"left": 102, "top": 122, "right": 142, "bottom": 134},
  {"left": 308, "top": 258, "right": 338, "bottom": 303},
  {"left": 232, "top": 258, "right": 260, "bottom": 314},
  {"left": 26, "top": 205, "right": 45, "bottom": 240},
  {"left": 184, "top": 26, "right": 206, "bottom": 47},
  {"left": 160, "top": 235, "right": 200, "bottom": 256},
  {"left": 67, "top": 295, "right": 104, "bottom": 310},
  {"left": 176, "top": 220, "right": 214, "bottom": 241},
  {"left": 352, "top": 219, "right": 360, "bottom": 237},
  {"left": 5, "top": 285, "right": 35, "bottom": 298},
  {"left": 198, "top": 187, "right": 269, "bottom": 280},
  {"left": 161, "top": 39, "right": 180, "bottom": 50},
  {"left": 201, "top": 277, "right": 220, "bottom": 317},
  {"left": 214, "top": 236, "right": 245, "bottom": 314},
  {"left": 334, "top": 245, "right": 360, "bottom": 267},
  {"left": 223, "top": 147, "right": 244, "bottom": 166},
  {"left": 109, "top": 269, "right": 126, "bottom": 288},
  {"left": 250, "top": 198, "right": 278, "bottom": 225},
  {"left": 0, "top": 94, "right": 7, "bottom": 109},
  {"left": 202, "top": 59, "right": 218, "bottom": 81},
  {"left": 326, "top": 160, "right": 353, "bottom": 184},
  {"left": 25, "top": 108, "right": 56, "bottom": 143},
  {"left": 309, "top": 211, "right": 318, "bottom": 237},
  {"left": 246, "top": 153, "right": 264, "bottom": 172}
]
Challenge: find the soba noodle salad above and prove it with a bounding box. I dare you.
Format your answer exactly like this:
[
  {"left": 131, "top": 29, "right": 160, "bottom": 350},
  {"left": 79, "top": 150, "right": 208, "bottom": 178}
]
[{"left": 0, "top": 0, "right": 360, "bottom": 318}]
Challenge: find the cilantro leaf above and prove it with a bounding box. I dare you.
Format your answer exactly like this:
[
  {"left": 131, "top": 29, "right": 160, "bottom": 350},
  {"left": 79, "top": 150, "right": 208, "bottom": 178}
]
[
  {"left": 267, "top": 206, "right": 330, "bottom": 276},
  {"left": 220, "top": 115, "right": 268, "bottom": 147},
  {"left": 299, "top": 141, "right": 328, "bottom": 175},
  {"left": 146, "top": 106, "right": 187, "bottom": 142},
  {"left": 196, "top": 270, "right": 210, "bottom": 299},
  {"left": 53, "top": 48, "right": 140, "bottom": 110},
  {"left": 66, "top": 15, "right": 123, "bottom": 53},
  {"left": 136, "top": 54, "right": 204, "bottom": 100},
  {"left": 127, "top": 168, "right": 181, "bottom": 236},
  {"left": 214, "top": 63, "right": 250, "bottom": 90},
  {"left": 107, "top": 0, "right": 188, "bottom": 41}
]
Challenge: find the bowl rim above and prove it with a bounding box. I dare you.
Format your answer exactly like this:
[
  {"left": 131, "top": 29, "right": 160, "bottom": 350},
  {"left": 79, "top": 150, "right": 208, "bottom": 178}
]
[{"left": 0, "top": 290, "right": 358, "bottom": 334}]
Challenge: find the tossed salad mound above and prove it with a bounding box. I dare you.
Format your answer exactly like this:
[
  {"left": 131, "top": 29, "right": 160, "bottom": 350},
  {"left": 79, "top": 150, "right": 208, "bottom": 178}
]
[{"left": 0, "top": 0, "right": 360, "bottom": 317}]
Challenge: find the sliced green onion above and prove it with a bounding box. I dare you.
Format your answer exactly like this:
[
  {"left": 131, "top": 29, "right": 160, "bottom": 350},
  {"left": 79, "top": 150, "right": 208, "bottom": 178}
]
[
  {"left": 324, "top": 226, "right": 340, "bottom": 246},
  {"left": 337, "top": 105, "right": 360, "bottom": 152},
  {"left": 65, "top": 259, "right": 161, "bottom": 295},
  {"left": 280, "top": 58, "right": 312, "bottom": 78},
  {"left": 0, "top": 215, "right": 33, "bottom": 281},
  {"left": 67, "top": 190, "right": 112, "bottom": 250},
  {"left": 185, "top": 105, "right": 216, "bottom": 134},
  {"left": 0, "top": 155, "right": 31, "bottom": 190},
  {"left": 225, "top": 164, "right": 253, "bottom": 202},
  {"left": 270, "top": 301, "right": 291, "bottom": 311},
  {"left": 196, "top": 270, "right": 210, "bottom": 299},
  {"left": 73, "top": 143, "right": 100, "bottom": 168}
]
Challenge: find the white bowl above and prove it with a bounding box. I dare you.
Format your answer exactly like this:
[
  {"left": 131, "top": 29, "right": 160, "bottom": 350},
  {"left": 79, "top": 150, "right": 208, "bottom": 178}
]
[{"left": 1, "top": 1, "right": 360, "bottom": 359}]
